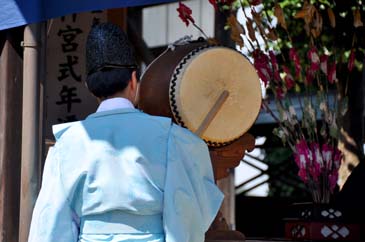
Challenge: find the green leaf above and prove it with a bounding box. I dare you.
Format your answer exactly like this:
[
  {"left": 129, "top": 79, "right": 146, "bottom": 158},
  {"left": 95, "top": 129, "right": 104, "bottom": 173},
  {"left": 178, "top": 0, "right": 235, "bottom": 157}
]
[{"left": 329, "top": 126, "right": 339, "bottom": 138}]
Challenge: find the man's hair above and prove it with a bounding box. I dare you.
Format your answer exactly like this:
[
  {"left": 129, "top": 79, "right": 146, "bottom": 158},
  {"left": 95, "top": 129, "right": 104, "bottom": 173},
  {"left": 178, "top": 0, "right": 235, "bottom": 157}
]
[{"left": 86, "top": 68, "right": 134, "bottom": 98}]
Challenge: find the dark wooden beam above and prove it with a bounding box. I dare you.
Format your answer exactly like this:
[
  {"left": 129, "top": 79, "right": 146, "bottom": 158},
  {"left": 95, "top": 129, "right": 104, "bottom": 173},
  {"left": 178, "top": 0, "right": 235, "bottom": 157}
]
[
  {"left": 107, "top": 8, "right": 128, "bottom": 30},
  {"left": 139, "top": 1, "right": 179, "bottom": 9},
  {"left": 127, "top": 8, "right": 155, "bottom": 65},
  {"left": 0, "top": 27, "right": 23, "bottom": 242},
  {"left": 214, "top": 10, "right": 234, "bottom": 48}
]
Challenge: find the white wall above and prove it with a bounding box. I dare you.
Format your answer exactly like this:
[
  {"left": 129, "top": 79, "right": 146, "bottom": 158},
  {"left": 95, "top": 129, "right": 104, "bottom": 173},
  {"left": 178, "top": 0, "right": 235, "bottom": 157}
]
[{"left": 142, "top": 0, "right": 215, "bottom": 47}]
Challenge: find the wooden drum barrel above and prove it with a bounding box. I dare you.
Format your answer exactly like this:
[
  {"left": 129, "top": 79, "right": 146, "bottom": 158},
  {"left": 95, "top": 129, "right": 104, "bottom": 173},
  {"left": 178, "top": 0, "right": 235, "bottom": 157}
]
[{"left": 138, "top": 40, "right": 261, "bottom": 147}]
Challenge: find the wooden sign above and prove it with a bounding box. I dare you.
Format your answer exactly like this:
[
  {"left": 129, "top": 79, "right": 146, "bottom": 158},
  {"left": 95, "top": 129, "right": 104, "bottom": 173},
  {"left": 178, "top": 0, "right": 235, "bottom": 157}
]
[{"left": 45, "top": 11, "right": 107, "bottom": 139}]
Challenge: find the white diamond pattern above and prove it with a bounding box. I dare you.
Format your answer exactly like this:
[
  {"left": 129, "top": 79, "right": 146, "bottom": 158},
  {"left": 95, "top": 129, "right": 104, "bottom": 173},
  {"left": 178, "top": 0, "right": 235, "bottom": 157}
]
[
  {"left": 321, "top": 226, "right": 332, "bottom": 237},
  {"left": 291, "top": 225, "right": 306, "bottom": 238},
  {"left": 321, "top": 225, "right": 350, "bottom": 239},
  {"left": 332, "top": 233, "right": 339, "bottom": 239},
  {"left": 338, "top": 227, "right": 350, "bottom": 238},
  {"left": 321, "top": 208, "right": 342, "bottom": 219},
  {"left": 332, "top": 225, "right": 339, "bottom": 230},
  {"left": 301, "top": 210, "right": 311, "bottom": 218},
  {"left": 322, "top": 211, "right": 329, "bottom": 217}
]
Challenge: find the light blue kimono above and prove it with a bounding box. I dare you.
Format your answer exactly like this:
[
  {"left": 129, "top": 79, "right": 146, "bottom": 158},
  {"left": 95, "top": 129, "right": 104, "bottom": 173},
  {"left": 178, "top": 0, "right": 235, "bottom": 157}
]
[{"left": 28, "top": 108, "right": 224, "bottom": 242}]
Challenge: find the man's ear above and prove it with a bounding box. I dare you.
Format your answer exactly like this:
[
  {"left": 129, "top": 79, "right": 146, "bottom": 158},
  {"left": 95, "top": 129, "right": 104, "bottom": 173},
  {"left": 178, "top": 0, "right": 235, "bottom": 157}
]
[
  {"left": 131, "top": 70, "right": 140, "bottom": 105},
  {"left": 130, "top": 70, "right": 138, "bottom": 92}
]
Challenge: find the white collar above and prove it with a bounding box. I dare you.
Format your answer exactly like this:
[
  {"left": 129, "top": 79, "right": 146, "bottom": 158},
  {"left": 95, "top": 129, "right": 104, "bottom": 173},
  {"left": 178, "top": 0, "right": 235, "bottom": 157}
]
[{"left": 96, "top": 97, "right": 135, "bottom": 112}]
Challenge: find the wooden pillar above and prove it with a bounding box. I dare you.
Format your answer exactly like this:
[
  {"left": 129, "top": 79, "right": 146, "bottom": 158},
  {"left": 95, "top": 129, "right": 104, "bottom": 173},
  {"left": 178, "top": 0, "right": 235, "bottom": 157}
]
[
  {"left": 106, "top": 7, "right": 154, "bottom": 65},
  {"left": 214, "top": 8, "right": 237, "bottom": 228},
  {"left": 127, "top": 7, "right": 155, "bottom": 65},
  {"left": 217, "top": 169, "right": 236, "bottom": 230},
  {"left": 19, "top": 22, "right": 46, "bottom": 242},
  {"left": 0, "top": 27, "right": 23, "bottom": 242},
  {"left": 214, "top": 10, "right": 234, "bottom": 48},
  {"left": 107, "top": 8, "right": 128, "bottom": 30},
  {"left": 207, "top": 134, "right": 254, "bottom": 242}
]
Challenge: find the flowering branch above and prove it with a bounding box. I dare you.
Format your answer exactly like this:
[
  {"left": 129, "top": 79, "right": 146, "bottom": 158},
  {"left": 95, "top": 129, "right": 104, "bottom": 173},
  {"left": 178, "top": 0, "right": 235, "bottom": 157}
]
[
  {"left": 176, "top": 0, "right": 357, "bottom": 204},
  {"left": 176, "top": 2, "right": 210, "bottom": 39}
]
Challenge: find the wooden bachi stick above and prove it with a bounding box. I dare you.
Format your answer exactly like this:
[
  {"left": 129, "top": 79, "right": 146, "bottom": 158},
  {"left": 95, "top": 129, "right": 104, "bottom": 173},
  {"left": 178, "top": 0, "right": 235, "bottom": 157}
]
[{"left": 195, "top": 90, "right": 229, "bottom": 136}]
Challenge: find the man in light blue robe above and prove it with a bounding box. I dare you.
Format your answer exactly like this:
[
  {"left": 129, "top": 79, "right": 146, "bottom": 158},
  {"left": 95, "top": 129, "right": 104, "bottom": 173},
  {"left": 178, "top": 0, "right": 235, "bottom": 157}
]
[{"left": 28, "top": 23, "right": 223, "bottom": 242}]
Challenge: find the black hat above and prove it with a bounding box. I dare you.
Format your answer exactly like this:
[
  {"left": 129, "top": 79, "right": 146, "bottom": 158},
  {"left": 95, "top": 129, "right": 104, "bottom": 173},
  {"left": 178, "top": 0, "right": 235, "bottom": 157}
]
[{"left": 86, "top": 23, "right": 137, "bottom": 76}]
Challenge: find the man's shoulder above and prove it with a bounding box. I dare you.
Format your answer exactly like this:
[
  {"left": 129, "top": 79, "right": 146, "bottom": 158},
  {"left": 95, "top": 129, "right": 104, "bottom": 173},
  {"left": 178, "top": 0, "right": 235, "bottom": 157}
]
[
  {"left": 52, "top": 111, "right": 174, "bottom": 141},
  {"left": 130, "top": 111, "right": 174, "bottom": 131},
  {"left": 138, "top": 111, "right": 172, "bottom": 123},
  {"left": 170, "top": 123, "right": 204, "bottom": 145},
  {"left": 52, "top": 121, "right": 82, "bottom": 141}
]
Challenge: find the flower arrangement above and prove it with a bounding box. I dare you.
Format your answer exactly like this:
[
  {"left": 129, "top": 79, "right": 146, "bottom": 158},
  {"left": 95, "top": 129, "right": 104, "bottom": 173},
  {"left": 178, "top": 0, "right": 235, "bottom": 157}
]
[{"left": 176, "top": 0, "right": 362, "bottom": 203}]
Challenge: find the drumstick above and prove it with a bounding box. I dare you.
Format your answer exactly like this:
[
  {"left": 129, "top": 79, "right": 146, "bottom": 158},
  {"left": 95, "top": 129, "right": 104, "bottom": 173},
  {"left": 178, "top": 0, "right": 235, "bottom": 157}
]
[{"left": 195, "top": 90, "right": 229, "bottom": 136}]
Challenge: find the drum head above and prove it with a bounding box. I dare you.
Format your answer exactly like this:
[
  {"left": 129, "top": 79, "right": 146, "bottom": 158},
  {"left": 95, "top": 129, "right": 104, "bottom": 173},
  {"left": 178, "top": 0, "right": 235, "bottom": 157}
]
[{"left": 169, "top": 47, "right": 261, "bottom": 146}]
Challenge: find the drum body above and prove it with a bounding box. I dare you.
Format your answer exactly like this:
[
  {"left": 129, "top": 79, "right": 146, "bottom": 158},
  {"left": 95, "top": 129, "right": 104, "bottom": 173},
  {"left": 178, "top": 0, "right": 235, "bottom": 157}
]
[
  {"left": 138, "top": 41, "right": 261, "bottom": 147},
  {"left": 138, "top": 42, "right": 205, "bottom": 118}
]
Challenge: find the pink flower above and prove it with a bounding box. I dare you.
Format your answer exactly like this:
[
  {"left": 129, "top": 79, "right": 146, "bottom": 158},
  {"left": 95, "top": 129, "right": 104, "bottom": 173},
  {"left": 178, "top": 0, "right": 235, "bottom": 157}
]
[
  {"left": 308, "top": 164, "right": 321, "bottom": 182},
  {"left": 296, "top": 140, "right": 310, "bottom": 158},
  {"left": 308, "top": 47, "right": 320, "bottom": 72},
  {"left": 320, "top": 54, "right": 328, "bottom": 75},
  {"left": 209, "top": 0, "right": 218, "bottom": 10},
  {"left": 253, "top": 49, "right": 271, "bottom": 87},
  {"left": 294, "top": 140, "right": 312, "bottom": 183},
  {"left": 309, "top": 143, "right": 322, "bottom": 181},
  {"left": 249, "top": 0, "right": 262, "bottom": 5},
  {"left": 327, "top": 62, "right": 336, "bottom": 84},
  {"left": 282, "top": 65, "right": 295, "bottom": 90},
  {"left": 333, "top": 148, "right": 342, "bottom": 170},
  {"left": 322, "top": 143, "right": 333, "bottom": 170},
  {"left": 269, "top": 51, "right": 281, "bottom": 82},
  {"left": 177, "top": 2, "right": 195, "bottom": 27},
  {"left": 298, "top": 168, "right": 308, "bottom": 183},
  {"left": 312, "top": 143, "right": 324, "bottom": 167},
  {"left": 294, "top": 139, "right": 310, "bottom": 168},
  {"left": 294, "top": 141, "right": 341, "bottom": 193},
  {"left": 223, "top": 0, "right": 236, "bottom": 5},
  {"left": 329, "top": 171, "right": 338, "bottom": 192},
  {"left": 276, "top": 86, "right": 284, "bottom": 99},
  {"left": 209, "top": 0, "right": 235, "bottom": 10},
  {"left": 348, "top": 49, "right": 355, "bottom": 72},
  {"left": 305, "top": 67, "right": 315, "bottom": 85},
  {"left": 289, "top": 48, "right": 301, "bottom": 78},
  {"left": 294, "top": 152, "right": 304, "bottom": 170}
]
